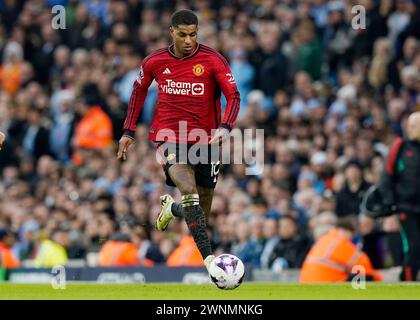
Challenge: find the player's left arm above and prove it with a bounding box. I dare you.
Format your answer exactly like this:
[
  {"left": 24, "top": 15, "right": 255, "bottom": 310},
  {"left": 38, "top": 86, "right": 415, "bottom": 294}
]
[{"left": 209, "top": 59, "right": 240, "bottom": 144}]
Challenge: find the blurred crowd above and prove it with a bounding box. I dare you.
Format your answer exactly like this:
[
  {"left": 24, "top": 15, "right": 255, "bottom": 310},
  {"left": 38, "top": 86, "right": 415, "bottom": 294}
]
[{"left": 0, "top": 0, "right": 419, "bottom": 271}]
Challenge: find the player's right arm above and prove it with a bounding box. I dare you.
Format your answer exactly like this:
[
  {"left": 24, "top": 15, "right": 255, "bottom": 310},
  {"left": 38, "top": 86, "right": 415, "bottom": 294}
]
[{"left": 117, "top": 61, "right": 154, "bottom": 160}]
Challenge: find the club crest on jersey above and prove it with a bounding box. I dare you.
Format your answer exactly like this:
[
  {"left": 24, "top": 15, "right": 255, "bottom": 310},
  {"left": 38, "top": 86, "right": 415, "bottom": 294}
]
[
  {"left": 193, "top": 64, "right": 205, "bottom": 76},
  {"left": 136, "top": 66, "right": 144, "bottom": 84}
]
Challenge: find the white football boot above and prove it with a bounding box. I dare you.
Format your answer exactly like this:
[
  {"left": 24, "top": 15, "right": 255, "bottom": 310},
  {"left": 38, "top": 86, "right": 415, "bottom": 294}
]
[{"left": 156, "top": 194, "right": 175, "bottom": 231}]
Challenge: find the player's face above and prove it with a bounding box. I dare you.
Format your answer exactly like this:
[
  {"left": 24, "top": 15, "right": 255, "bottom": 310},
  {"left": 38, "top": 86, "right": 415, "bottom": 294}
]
[{"left": 170, "top": 24, "right": 198, "bottom": 57}]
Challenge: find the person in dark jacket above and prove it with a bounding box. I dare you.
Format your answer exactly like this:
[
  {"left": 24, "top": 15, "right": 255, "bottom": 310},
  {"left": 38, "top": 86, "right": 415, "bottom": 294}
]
[
  {"left": 336, "top": 159, "right": 371, "bottom": 217},
  {"left": 269, "top": 215, "right": 312, "bottom": 270},
  {"left": 377, "top": 112, "right": 420, "bottom": 281},
  {"left": 20, "top": 109, "right": 50, "bottom": 161}
]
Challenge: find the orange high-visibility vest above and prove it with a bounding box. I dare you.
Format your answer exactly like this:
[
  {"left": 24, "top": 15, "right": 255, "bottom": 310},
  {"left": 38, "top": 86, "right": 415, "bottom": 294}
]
[
  {"left": 98, "top": 241, "right": 153, "bottom": 267},
  {"left": 0, "top": 63, "right": 21, "bottom": 95},
  {"left": 300, "top": 229, "right": 382, "bottom": 283},
  {"left": 0, "top": 243, "right": 20, "bottom": 269},
  {"left": 73, "top": 106, "right": 113, "bottom": 149},
  {"left": 166, "top": 236, "right": 204, "bottom": 267}
]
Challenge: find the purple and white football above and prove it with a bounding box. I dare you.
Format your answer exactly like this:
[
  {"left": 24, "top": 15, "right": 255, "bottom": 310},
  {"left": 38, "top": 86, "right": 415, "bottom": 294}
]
[{"left": 209, "top": 254, "right": 245, "bottom": 290}]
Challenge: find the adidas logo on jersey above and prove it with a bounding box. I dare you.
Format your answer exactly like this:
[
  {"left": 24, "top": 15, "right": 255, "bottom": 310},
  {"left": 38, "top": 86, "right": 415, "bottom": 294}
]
[{"left": 163, "top": 68, "right": 171, "bottom": 74}]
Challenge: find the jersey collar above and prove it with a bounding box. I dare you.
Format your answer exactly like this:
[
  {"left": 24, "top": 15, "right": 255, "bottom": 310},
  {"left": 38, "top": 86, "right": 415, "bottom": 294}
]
[{"left": 168, "top": 43, "right": 200, "bottom": 60}]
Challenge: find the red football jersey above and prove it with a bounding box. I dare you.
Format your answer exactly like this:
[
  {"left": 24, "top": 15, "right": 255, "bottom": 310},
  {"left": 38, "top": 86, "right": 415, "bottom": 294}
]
[{"left": 123, "top": 43, "right": 240, "bottom": 143}]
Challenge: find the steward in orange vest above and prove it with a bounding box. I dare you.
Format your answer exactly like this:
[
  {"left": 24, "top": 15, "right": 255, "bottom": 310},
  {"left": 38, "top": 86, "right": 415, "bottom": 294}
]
[
  {"left": 73, "top": 104, "right": 113, "bottom": 150},
  {"left": 0, "top": 229, "right": 20, "bottom": 269},
  {"left": 166, "top": 236, "right": 204, "bottom": 267},
  {"left": 98, "top": 233, "right": 154, "bottom": 267},
  {"left": 300, "top": 219, "right": 382, "bottom": 283}
]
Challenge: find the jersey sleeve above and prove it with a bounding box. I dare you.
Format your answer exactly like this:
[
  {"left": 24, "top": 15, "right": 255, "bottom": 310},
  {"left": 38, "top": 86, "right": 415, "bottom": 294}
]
[
  {"left": 213, "top": 56, "right": 240, "bottom": 131},
  {"left": 122, "top": 59, "right": 155, "bottom": 137},
  {"left": 378, "top": 137, "right": 403, "bottom": 206}
]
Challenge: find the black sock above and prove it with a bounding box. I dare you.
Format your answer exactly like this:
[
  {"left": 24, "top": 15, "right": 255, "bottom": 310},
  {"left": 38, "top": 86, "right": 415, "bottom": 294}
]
[
  {"left": 171, "top": 202, "right": 184, "bottom": 218},
  {"left": 182, "top": 194, "right": 212, "bottom": 258}
]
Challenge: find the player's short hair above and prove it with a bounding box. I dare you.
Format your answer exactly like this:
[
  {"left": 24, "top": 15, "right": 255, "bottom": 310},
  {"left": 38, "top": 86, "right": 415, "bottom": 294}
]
[{"left": 171, "top": 9, "right": 198, "bottom": 27}]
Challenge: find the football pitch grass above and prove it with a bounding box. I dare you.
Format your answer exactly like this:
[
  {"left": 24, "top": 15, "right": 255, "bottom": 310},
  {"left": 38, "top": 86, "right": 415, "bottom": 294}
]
[{"left": 0, "top": 283, "right": 420, "bottom": 300}]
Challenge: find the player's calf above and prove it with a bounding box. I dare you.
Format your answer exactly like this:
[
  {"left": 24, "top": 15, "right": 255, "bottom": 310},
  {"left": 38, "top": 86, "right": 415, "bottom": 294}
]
[{"left": 181, "top": 194, "right": 213, "bottom": 263}]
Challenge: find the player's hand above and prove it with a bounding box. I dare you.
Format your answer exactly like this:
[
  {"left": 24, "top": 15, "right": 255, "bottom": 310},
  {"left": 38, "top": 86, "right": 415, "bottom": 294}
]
[
  {"left": 0, "top": 131, "right": 5, "bottom": 150},
  {"left": 209, "top": 127, "right": 230, "bottom": 145},
  {"left": 117, "top": 135, "right": 135, "bottom": 161}
]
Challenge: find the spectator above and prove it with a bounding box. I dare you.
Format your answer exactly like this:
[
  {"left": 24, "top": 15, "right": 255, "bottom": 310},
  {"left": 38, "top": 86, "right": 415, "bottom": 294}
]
[
  {"left": 229, "top": 47, "right": 255, "bottom": 115},
  {"left": 49, "top": 89, "right": 76, "bottom": 163},
  {"left": 166, "top": 225, "right": 204, "bottom": 267},
  {"left": 72, "top": 89, "right": 113, "bottom": 164},
  {"left": 233, "top": 217, "right": 264, "bottom": 268},
  {"left": 352, "top": 0, "right": 389, "bottom": 58},
  {"left": 0, "top": 229, "right": 20, "bottom": 269},
  {"left": 131, "top": 224, "right": 165, "bottom": 264},
  {"left": 323, "top": 1, "right": 354, "bottom": 79},
  {"left": 289, "top": 72, "right": 320, "bottom": 117},
  {"left": 0, "top": 41, "right": 24, "bottom": 96},
  {"left": 368, "top": 38, "right": 392, "bottom": 90},
  {"left": 20, "top": 109, "right": 51, "bottom": 161},
  {"left": 300, "top": 218, "right": 383, "bottom": 282},
  {"left": 309, "top": 211, "right": 338, "bottom": 240},
  {"left": 255, "top": 21, "right": 289, "bottom": 97},
  {"left": 359, "top": 214, "right": 385, "bottom": 269},
  {"left": 295, "top": 20, "right": 323, "bottom": 80},
  {"left": 231, "top": 220, "right": 252, "bottom": 261},
  {"left": 335, "top": 159, "right": 371, "bottom": 217},
  {"left": 34, "top": 229, "right": 69, "bottom": 268},
  {"left": 271, "top": 215, "right": 311, "bottom": 270},
  {"left": 259, "top": 218, "right": 280, "bottom": 270},
  {"left": 98, "top": 232, "right": 151, "bottom": 267}
]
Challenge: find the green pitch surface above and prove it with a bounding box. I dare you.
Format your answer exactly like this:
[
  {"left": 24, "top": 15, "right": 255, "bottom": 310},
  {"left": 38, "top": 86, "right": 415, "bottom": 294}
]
[{"left": 1, "top": 283, "right": 420, "bottom": 300}]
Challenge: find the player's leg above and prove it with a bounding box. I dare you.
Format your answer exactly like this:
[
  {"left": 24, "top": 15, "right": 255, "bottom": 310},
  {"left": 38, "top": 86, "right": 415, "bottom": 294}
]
[
  {"left": 399, "top": 213, "right": 420, "bottom": 281},
  {"left": 155, "top": 141, "right": 180, "bottom": 232},
  {"left": 194, "top": 144, "right": 220, "bottom": 223},
  {"left": 166, "top": 163, "right": 214, "bottom": 268},
  {"left": 155, "top": 143, "right": 207, "bottom": 230},
  {"left": 197, "top": 185, "right": 214, "bottom": 224}
]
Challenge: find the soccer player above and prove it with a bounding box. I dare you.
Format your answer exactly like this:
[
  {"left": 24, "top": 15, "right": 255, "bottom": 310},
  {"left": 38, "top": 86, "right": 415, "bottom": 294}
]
[{"left": 117, "top": 9, "right": 240, "bottom": 271}]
